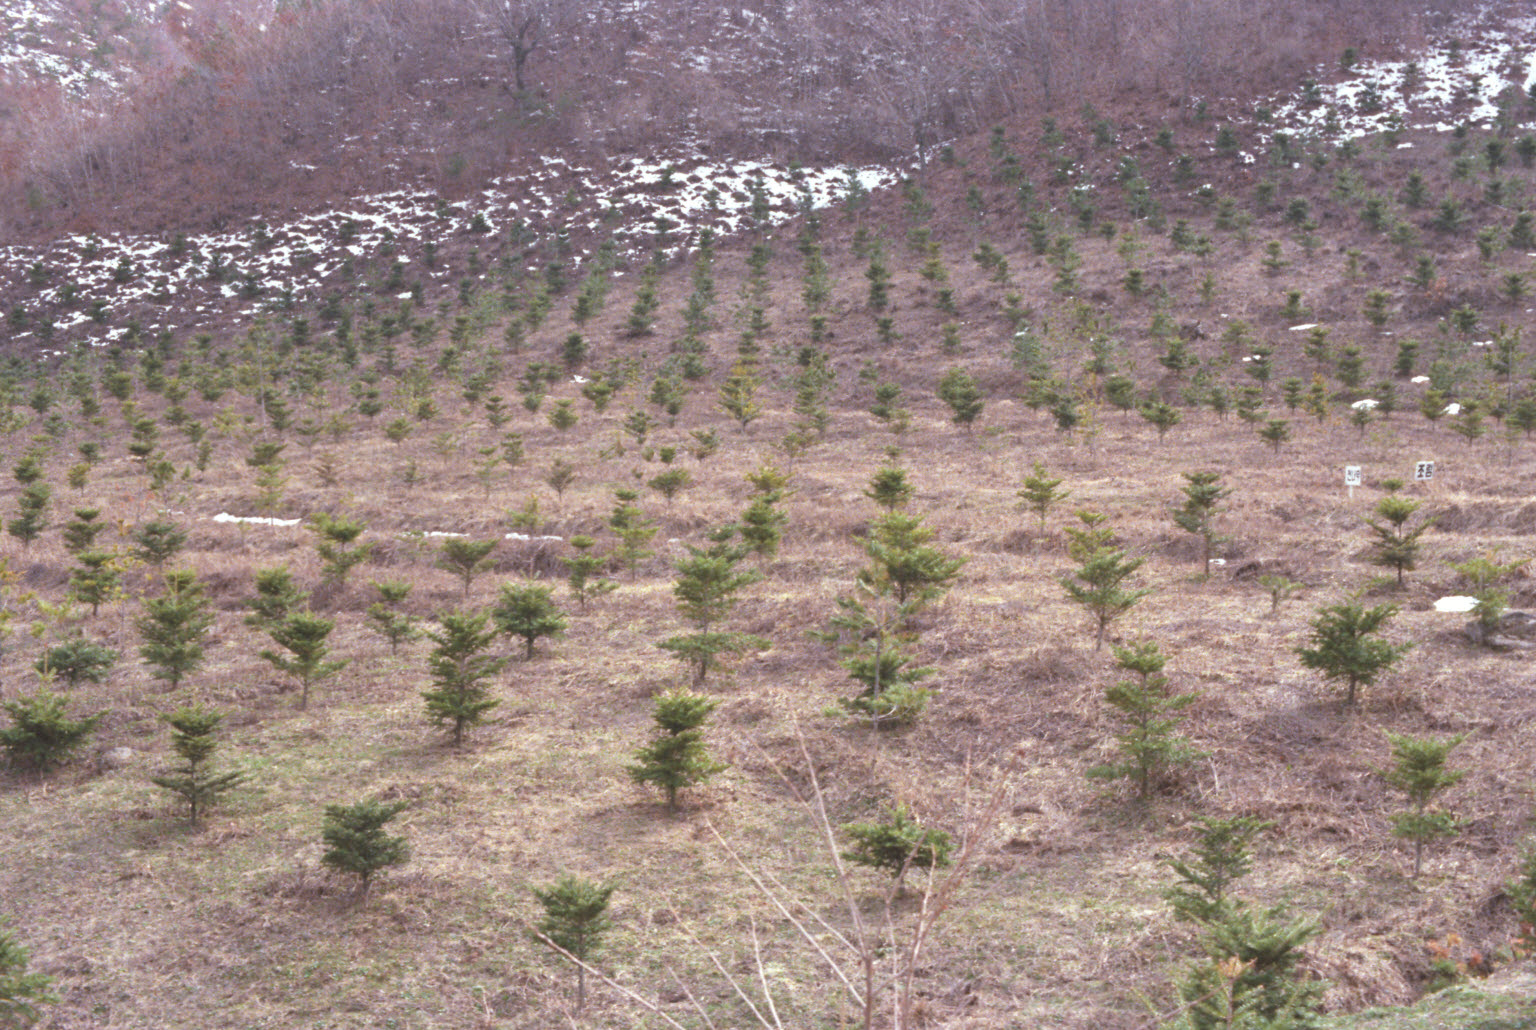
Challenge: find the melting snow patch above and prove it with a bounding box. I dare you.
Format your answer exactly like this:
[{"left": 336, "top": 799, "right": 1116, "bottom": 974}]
[
  {"left": 214, "top": 513, "right": 304, "bottom": 527},
  {"left": 1435, "top": 596, "right": 1478, "bottom": 613},
  {"left": 506, "top": 533, "right": 563, "bottom": 542},
  {"left": 1288, "top": 323, "right": 1318, "bottom": 332},
  {"left": 1352, "top": 399, "right": 1379, "bottom": 410},
  {"left": 1411, "top": 376, "right": 1431, "bottom": 384},
  {"left": 1444, "top": 402, "right": 1462, "bottom": 416}
]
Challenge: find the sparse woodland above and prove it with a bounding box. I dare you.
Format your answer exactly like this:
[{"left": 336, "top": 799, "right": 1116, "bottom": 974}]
[{"left": 2, "top": 2, "right": 1536, "bottom": 1029}]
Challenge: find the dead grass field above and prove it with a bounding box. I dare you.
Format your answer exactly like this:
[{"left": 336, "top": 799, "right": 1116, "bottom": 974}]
[{"left": 3, "top": 108, "right": 1536, "bottom": 1029}]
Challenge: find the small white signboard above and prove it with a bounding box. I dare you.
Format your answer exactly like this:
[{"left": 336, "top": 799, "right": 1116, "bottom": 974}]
[
  {"left": 1414, "top": 460, "right": 1435, "bottom": 482},
  {"left": 1344, "top": 465, "right": 1361, "bottom": 499}
]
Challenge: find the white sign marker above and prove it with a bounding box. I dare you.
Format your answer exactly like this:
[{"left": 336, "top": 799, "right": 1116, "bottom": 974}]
[
  {"left": 1344, "top": 465, "right": 1361, "bottom": 498},
  {"left": 1414, "top": 460, "right": 1435, "bottom": 482}
]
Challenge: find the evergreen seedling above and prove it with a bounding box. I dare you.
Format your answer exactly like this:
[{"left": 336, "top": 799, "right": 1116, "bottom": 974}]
[
  {"left": 531, "top": 874, "right": 614, "bottom": 1011},
  {"left": 320, "top": 799, "right": 409, "bottom": 897},
  {"left": 68, "top": 550, "right": 120, "bottom": 617},
  {"left": 626, "top": 689, "right": 726, "bottom": 811},
  {"left": 1383, "top": 731, "right": 1466, "bottom": 877},
  {"left": 366, "top": 580, "right": 419, "bottom": 655},
  {"left": 1297, "top": 600, "right": 1409, "bottom": 708},
  {"left": 937, "top": 367, "right": 984, "bottom": 429},
  {"left": 309, "top": 512, "right": 373, "bottom": 587},
  {"left": 1365, "top": 494, "right": 1433, "bottom": 588},
  {"left": 1511, "top": 839, "right": 1536, "bottom": 950},
  {"left": 560, "top": 536, "right": 617, "bottom": 608},
  {"left": 829, "top": 586, "right": 934, "bottom": 727},
  {"left": 1163, "top": 816, "right": 1272, "bottom": 925},
  {"left": 34, "top": 637, "right": 117, "bottom": 687},
  {"left": 261, "top": 612, "right": 347, "bottom": 710},
  {"left": 1018, "top": 461, "right": 1070, "bottom": 536},
  {"left": 865, "top": 465, "right": 914, "bottom": 510},
  {"left": 1087, "top": 639, "right": 1202, "bottom": 802},
  {"left": 243, "top": 565, "right": 307, "bottom": 630},
  {"left": 1172, "top": 470, "right": 1231, "bottom": 578},
  {"left": 1060, "top": 525, "right": 1150, "bottom": 651},
  {"left": 607, "top": 489, "right": 657, "bottom": 577},
  {"left": 0, "top": 926, "right": 56, "bottom": 1026},
  {"left": 136, "top": 569, "right": 213, "bottom": 690},
  {"left": 61, "top": 507, "right": 106, "bottom": 554},
  {"left": 1179, "top": 906, "right": 1323, "bottom": 1030},
  {"left": 491, "top": 583, "right": 568, "bottom": 660},
  {"left": 861, "top": 510, "right": 965, "bottom": 612},
  {"left": 0, "top": 690, "right": 102, "bottom": 773},
  {"left": 6, "top": 483, "right": 50, "bottom": 548},
  {"left": 150, "top": 705, "right": 246, "bottom": 827},
  {"left": 841, "top": 803, "right": 953, "bottom": 893},
  {"left": 658, "top": 528, "right": 766, "bottom": 684},
  {"left": 436, "top": 538, "right": 498, "bottom": 597},
  {"left": 130, "top": 517, "right": 187, "bottom": 568},
  {"left": 422, "top": 610, "right": 506, "bottom": 746}
]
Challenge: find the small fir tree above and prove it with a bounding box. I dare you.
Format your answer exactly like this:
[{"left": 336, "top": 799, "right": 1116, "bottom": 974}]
[
  {"left": 864, "top": 465, "right": 914, "bottom": 510},
  {"left": 1383, "top": 731, "right": 1466, "bottom": 877},
  {"left": 366, "top": 580, "right": 419, "bottom": 655},
  {"left": 827, "top": 586, "right": 934, "bottom": 727},
  {"left": 243, "top": 565, "right": 307, "bottom": 630},
  {"left": 136, "top": 569, "right": 214, "bottom": 690},
  {"left": 1018, "top": 461, "right": 1070, "bottom": 536},
  {"left": 1087, "top": 639, "right": 1202, "bottom": 802},
  {"left": 309, "top": 512, "right": 373, "bottom": 587},
  {"left": 626, "top": 689, "right": 726, "bottom": 811},
  {"left": 531, "top": 875, "right": 614, "bottom": 1011},
  {"left": 436, "top": 538, "right": 498, "bottom": 598},
  {"left": 607, "top": 489, "right": 658, "bottom": 577},
  {"left": 1510, "top": 838, "right": 1536, "bottom": 950},
  {"left": 1060, "top": 526, "right": 1150, "bottom": 651},
  {"left": 261, "top": 612, "right": 347, "bottom": 710},
  {"left": 61, "top": 507, "right": 106, "bottom": 554},
  {"left": 422, "top": 610, "right": 507, "bottom": 745},
  {"left": 1365, "top": 494, "right": 1433, "bottom": 588},
  {"left": 738, "top": 491, "right": 787, "bottom": 565},
  {"left": 666, "top": 526, "right": 768, "bottom": 667},
  {"left": 0, "top": 927, "right": 56, "bottom": 1027},
  {"left": 841, "top": 803, "right": 954, "bottom": 893},
  {"left": 1296, "top": 600, "right": 1410, "bottom": 708},
  {"left": 860, "top": 510, "right": 966, "bottom": 612},
  {"left": 491, "top": 583, "right": 568, "bottom": 660},
  {"left": 560, "top": 536, "right": 617, "bottom": 608},
  {"left": 130, "top": 517, "right": 187, "bottom": 568},
  {"left": 34, "top": 637, "right": 117, "bottom": 687},
  {"left": 68, "top": 550, "right": 120, "bottom": 617},
  {"left": 1163, "top": 816, "right": 1274, "bottom": 925},
  {"left": 150, "top": 705, "right": 246, "bottom": 827},
  {"left": 1172, "top": 470, "right": 1231, "bottom": 578},
  {"left": 937, "top": 367, "right": 984, "bottom": 429},
  {"left": 1178, "top": 907, "right": 1323, "bottom": 1030},
  {"left": 0, "top": 690, "right": 102, "bottom": 772},
  {"left": 6, "top": 483, "right": 50, "bottom": 548},
  {"left": 320, "top": 799, "right": 409, "bottom": 897}
]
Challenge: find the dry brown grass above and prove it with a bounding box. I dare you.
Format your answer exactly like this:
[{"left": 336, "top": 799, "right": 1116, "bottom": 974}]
[{"left": 4, "top": 108, "right": 1536, "bottom": 1029}]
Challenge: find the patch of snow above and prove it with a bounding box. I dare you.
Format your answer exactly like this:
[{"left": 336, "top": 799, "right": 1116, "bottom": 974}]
[
  {"left": 213, "top": 513, "right": 304, "bottom": 528},
  {"left": 1434, "top": 595, "right": 1478, "bottom": 613},
  {"left": 1352, "top": 399, "right": 1379, "bottom": 410}
]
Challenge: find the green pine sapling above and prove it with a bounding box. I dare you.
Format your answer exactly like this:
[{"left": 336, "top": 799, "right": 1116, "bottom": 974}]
[
  {"left": 320, "top": 799, "right": 409, "bottom": 897},
  {"left": 1087, "top": 639, "right": 1202, "bottom": 802},
  {"left": 626, "top": 689, "right": 726, "bottom": 811},
  {"left": 531, "top": 875, "right": 614, "bottom": 1011},
  {"left": 1383, "top": 731, "right": 1466, "bottom": 877},
  {"left": 150, "top": 705, "right": 246, "bottom": 827}
]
